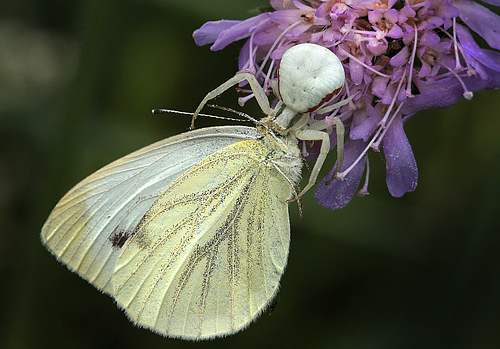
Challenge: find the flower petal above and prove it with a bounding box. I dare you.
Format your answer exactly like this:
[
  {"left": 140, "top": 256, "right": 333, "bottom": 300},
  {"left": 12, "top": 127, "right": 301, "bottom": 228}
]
[
  {"left": 383, "top": 114, "right": 418, "bottom": 197},
  {"left": 315, "top": 139, "right": 367, "bottom": 210},
  {"left": 402, "top": 76, "right": 491, "bottom": 114},
  {"left": 349, "top": 57, "right": 365, "bottom": 85},
  {"left": 479, "top": 0, "right": 500, "bottom": 5},
  {"left": 210, "top": 13, "right": 270, "bottom": 51},
  {"left": 419, "top": 30, "right": 440, "bottom": 46},
  {"left": 389, "top": 45, "right": 409, "bottom": 66},
  {"left": 483, "top": 49, "right": 500, "bottom": 88},
  {"left": 455, "top": 0, "right": 500, "bottom": 50},
  {"left": 350, "top": 106, "right": 383, "bottom": 142},
  {"left": 456, "top": 24, "right": 500, "bottom": 72},
  {"left": 193, "top": 20, "right": 241, "bottom": 47}
]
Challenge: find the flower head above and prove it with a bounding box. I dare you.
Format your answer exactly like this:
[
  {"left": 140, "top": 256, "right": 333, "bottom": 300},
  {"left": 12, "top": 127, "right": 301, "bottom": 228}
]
[{"left": 193, "top": 0, "right": 500, "bottom": 210}]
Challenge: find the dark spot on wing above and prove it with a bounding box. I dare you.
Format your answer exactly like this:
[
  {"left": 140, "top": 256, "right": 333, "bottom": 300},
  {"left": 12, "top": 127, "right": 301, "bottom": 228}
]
[
  {"left": 109, "top": 229, "right": 133, "bottom": 249},
  {"left": 268, "top": 298, "right": 279, "bottom": 315}
]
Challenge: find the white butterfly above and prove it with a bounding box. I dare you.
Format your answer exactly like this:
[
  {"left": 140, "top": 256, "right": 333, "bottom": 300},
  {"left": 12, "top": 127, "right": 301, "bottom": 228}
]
[{"left": 41, "top": 43, "right": 351, "bottom": 339}]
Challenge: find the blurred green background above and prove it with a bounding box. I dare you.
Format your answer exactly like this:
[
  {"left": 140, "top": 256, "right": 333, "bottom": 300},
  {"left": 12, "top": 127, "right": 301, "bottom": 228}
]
[{"left": 1, "top": 0, "right": 500, "bottom": 348}]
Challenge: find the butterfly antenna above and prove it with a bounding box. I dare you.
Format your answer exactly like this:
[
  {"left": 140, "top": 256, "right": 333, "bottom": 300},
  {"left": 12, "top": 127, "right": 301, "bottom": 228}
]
[
  {"left": 206, "top": 104, "right": 259, "bottom": 125},
  {"left": 152, "top": 109, "right": 242, "bottom": 122}
]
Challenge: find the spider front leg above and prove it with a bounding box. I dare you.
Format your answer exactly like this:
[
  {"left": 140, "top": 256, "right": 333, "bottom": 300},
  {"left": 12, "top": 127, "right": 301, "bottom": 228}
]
[
  {"left": 306, "top": 113, "right": 345, "bottom": 181},
  {"left": 294, "top": 129, "right": 331, "bottom": 197},
  {"left": 191, "top": 73, "right": 272, "bottom": 129}
]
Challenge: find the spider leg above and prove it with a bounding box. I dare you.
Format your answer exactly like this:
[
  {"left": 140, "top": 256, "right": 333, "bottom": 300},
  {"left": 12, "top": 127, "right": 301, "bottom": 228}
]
[
  {"left": 293, "top": 129, "right": 330, "bottom": 197},
  {"left": 191, "top": 73, "right": 272, "bottom": 129},
  {"left": 314, "top": 89, "right": 360, "bottom": 115}
]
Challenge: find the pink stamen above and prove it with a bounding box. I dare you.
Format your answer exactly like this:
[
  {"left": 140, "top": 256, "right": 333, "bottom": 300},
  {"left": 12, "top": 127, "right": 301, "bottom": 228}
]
[
  {"left": 406, "top": 25, "right": 418, "bottom": 98},
  {"left": 338, "top": 47, "right": 391, "bottom": 78},
  {"left": 379, "top": 67, "right": 407, "bottom": 127},
  {"left": 372, "top": 101, "right": 405, "bottom": 151},
  {"left": 452, "top": 18, "right": 461, "bottom": 71},
  {"left": 238, "top": 93, "right": 255, "bottom": 107},
  {"left": 446, "top": 66, "right": 474, "bottom": 100},
  {"left": 357, "top": 157, "right": 370, "bottom": 197},
  {"left": 254, "top": 21, "right": 302, "bottom": 80}
]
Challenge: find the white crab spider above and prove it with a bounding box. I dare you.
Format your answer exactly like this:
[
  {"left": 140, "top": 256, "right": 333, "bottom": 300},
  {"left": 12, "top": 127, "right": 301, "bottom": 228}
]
[{"left": 192, "top": 43, "right": 354, "bottom": 197}]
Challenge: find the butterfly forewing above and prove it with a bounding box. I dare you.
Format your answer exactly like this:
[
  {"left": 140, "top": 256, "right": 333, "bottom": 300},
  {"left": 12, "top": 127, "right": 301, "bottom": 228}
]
[
  {"left": 112, "top": 130, "right": 302, "bottom": 339},
  {"left": 41, "top": 126, "right": 261, "bottom": 294}
]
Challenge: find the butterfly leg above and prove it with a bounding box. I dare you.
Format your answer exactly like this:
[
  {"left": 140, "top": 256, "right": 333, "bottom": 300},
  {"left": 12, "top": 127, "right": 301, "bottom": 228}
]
[{"left": 191, "top": 73, "right": 272, "bottom": 129}]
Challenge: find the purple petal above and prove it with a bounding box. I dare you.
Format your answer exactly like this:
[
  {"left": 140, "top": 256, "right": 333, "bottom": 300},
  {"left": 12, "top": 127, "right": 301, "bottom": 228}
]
[
  {"left": 385, "top": 9, "right": 399, "bottom": 23},
  {"left": 484, "top": 49, "right": 500, "bottom": 88},
  {"left": 400, "top": 5, "right": 416, "bottom": 18},
  {"left": 269, "top": 9, "right": 303, "bottom": 24},
  {"left": 253, "top": 26, "right": 281, "bottom": 46},
  {"left": 291, "top": 23, "right": 314, "bottom": 38},
  {"left": 387, "top": 24, "right": 403, "bottom": 39},
  {"left": 420, "top": 30, "right": 440, "bottom": 46},
  {"left": 314, "top": 139, "right": 368, "bottom": 210},
  {"left": 350, "top": 106, "right": 383, "bottom": 142},
  {"left": 479, "top": 0, "right": 500, "bottom": 5},
  {"left": 383, "top": 114, "right": 418, "bottom": 197},
  {"left": 389, "top": 45, "right": 409, "bottom": 66},
  {"left": 193, "top": 20, "right": 241, "bottom": 47},
  {"left": 292, "top": 0, "right": 313, "bottom": 11},
  {"left": 436, "top": 4, "right": 460, "bottom": 19},
  {"left": 418, "top": 16, "right": 444, "bottom": 30},
  {"left": 456, "top": 24, "right": 500, "bottom": 72},
  {"left": 381, "top": 82, "right": 397, "bottom": 105},
  {"left": 237, "top": 40, "right": 252, "bottom": 71},
  {"left": 368, "top": 10, "right": 383, "bottom": 24},
  {"left": 367, "top": 39, "right": 388, "bottom": 56},
  {"left": 455, "top": 0, "right": 500, "bottom": 50},
  {"left": 349, "top": 57, "right": 364, "bottom": 85},
  {"left": 372, "top": 76, "right": 390, "bottom": 97},
  {"left": 402, "top": 75, "right": 491, "bottom": 114},
  {"left": 210, "top": 13, "right": 270, "bottom": 51},
  {"left": 271, "top": 0, "right": 298, "bottom": 10}
]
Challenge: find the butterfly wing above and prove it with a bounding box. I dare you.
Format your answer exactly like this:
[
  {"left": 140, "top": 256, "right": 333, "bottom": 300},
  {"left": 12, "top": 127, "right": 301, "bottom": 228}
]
[
  {"left": 41, "top": 126, "right": 260, "bottom": 294},
  {"left": 112, "top": 132, "right": 301, "bottom": 339}
]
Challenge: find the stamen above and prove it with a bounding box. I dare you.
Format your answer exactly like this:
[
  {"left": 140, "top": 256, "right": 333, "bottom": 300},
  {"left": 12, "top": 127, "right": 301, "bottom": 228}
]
[
  {"left": 406, "top": 25, "right": 418, "bottom": 98},
  {"left": 350, "top": 29, "right": 381, "bottom": 37},
  {"left": 436, "top": 26, "right": 474, "bottom": 73},
  {"left": 241, "top": 32, "right": 257, "bottom": 73},
  {"left": 357, "top": 157, "right": 370, "bottom": 196},
  {"left": 338, "top": 46, "right": 392, "bottom": 78},
  {"left": 254, "top": 21, "right": 302, "bottom": 80},
  {"left": 446, "top": 66, "right": 474, "bottom": 100},
  {"left": 379, "top": 67, "right": 407, "bottom": 127},
  {"left": 263, "top": 50, "right": 278, "bottom": 92},
  {"left": 372, "top": 101, "right": 405, "bottom": 151},
  {"left": 238, "top": 93, "right": 256, "bottom": 107},
  {"left": 336, "top": 99, "right": 405, "bottom": 181},
  {"left": 452, "top": 18, "right": 461, "bottom": 71}
]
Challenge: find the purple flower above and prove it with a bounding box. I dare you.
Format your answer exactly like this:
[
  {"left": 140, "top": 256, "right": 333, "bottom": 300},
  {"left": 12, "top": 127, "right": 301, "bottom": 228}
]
[{"left": 193, "top": 0, "right": 500, "bottom": 210}]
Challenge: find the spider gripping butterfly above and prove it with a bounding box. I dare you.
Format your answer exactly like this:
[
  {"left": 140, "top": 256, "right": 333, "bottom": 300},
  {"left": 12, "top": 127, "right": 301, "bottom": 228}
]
[{"left": 41, "top": 43, "right": 351, "bottom": 340}]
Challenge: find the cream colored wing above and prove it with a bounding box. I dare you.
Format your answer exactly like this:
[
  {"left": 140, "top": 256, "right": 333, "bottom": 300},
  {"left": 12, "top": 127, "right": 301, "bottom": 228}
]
[
  {"left": 112, "top": 131, "right": 302, "bottom": 339},
  {"left": 41, "top": 126, "right": 260, "bottom": 295}
]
